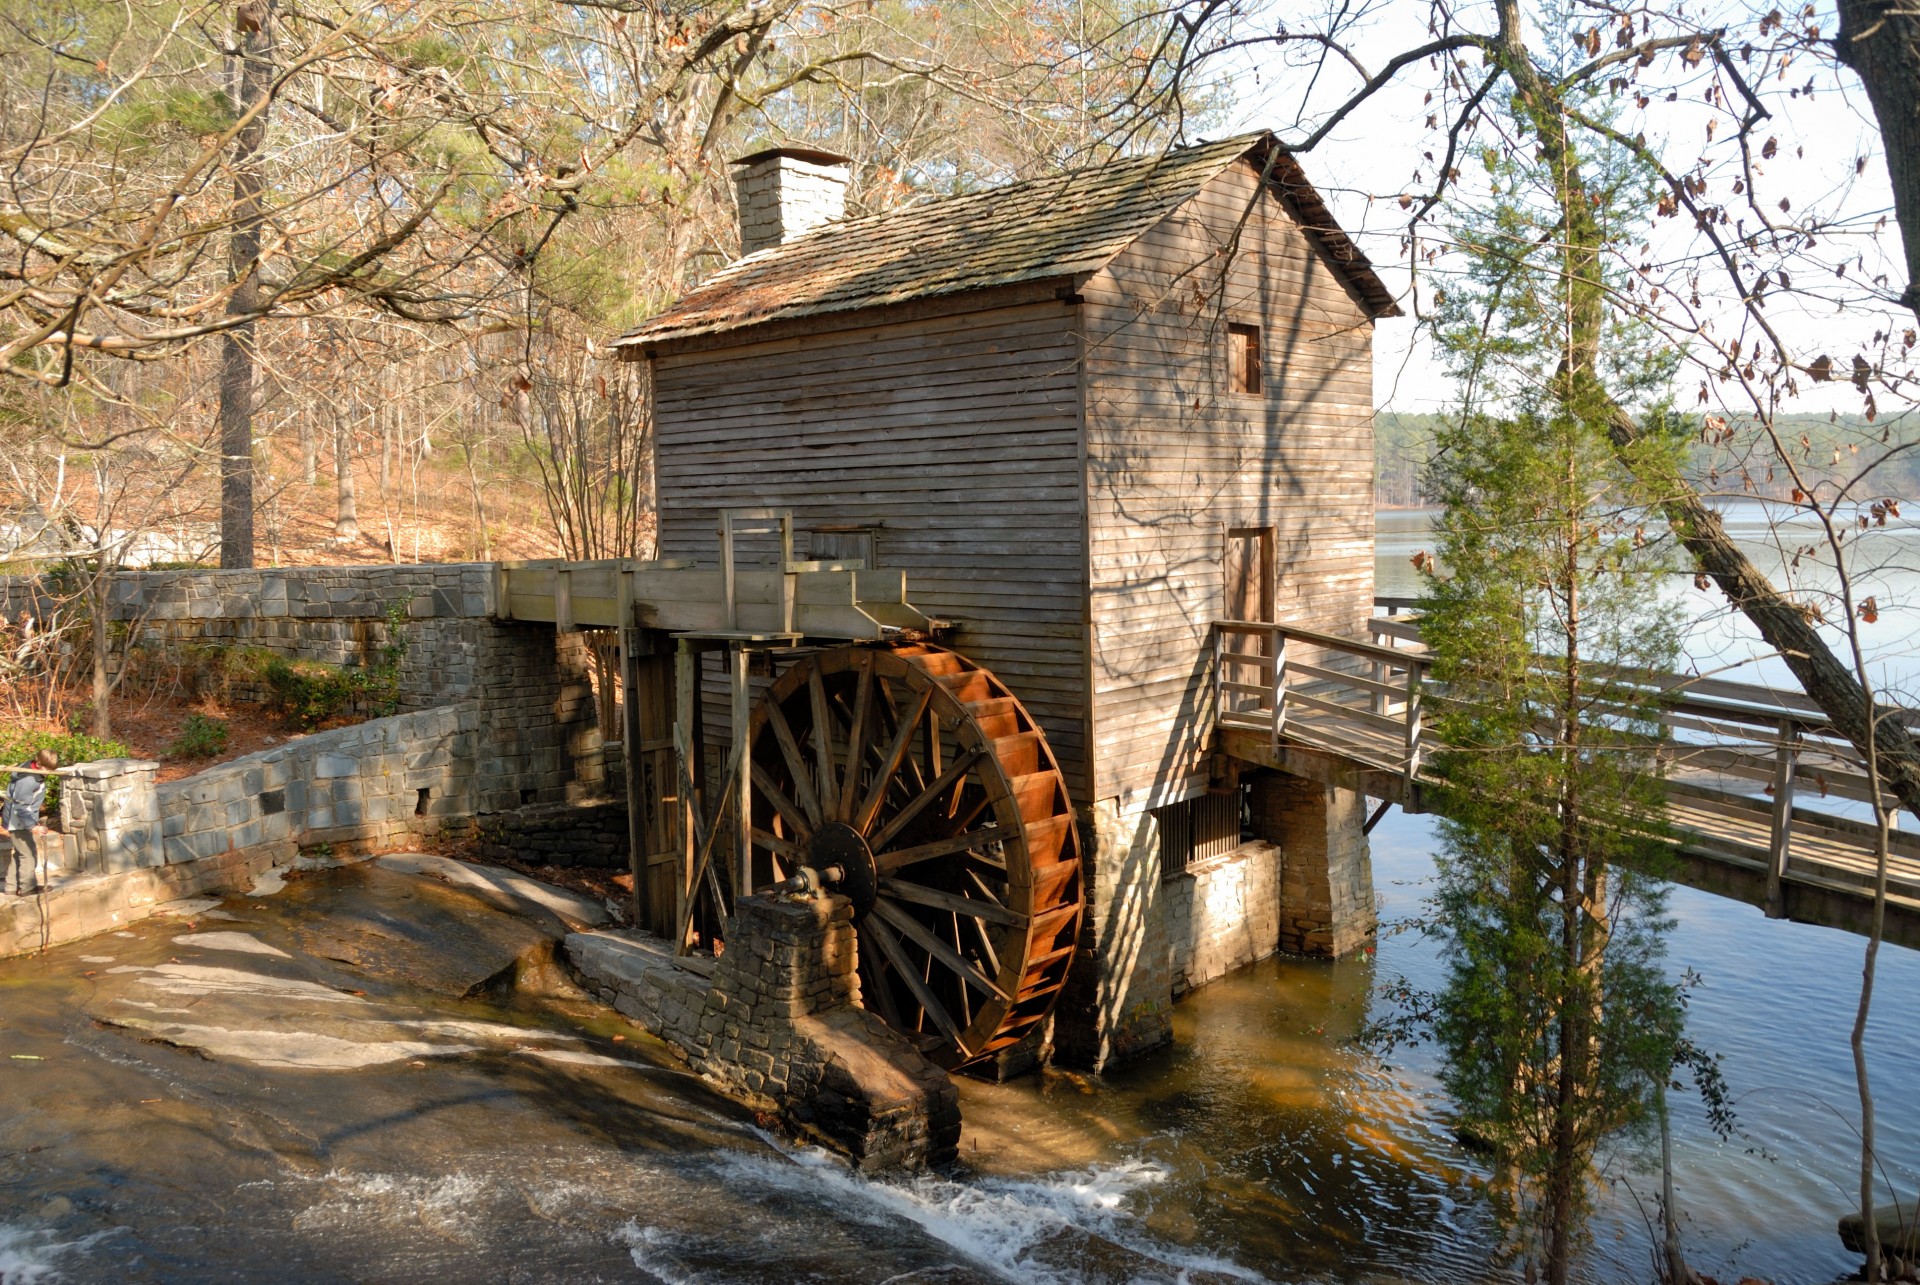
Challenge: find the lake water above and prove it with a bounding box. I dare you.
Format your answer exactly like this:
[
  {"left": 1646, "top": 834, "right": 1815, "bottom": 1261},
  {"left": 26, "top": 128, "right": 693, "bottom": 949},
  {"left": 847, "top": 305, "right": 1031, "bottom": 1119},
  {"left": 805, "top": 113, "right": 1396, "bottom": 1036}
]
[{"left": 3, "top": 504, "right": 1915, "bottom": 1283}]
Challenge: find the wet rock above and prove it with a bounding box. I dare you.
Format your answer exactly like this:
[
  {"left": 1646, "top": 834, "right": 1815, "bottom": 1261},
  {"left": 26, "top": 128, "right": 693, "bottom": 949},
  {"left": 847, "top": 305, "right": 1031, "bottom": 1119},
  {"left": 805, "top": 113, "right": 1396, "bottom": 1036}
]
[
  {"left": 171, "top": 931, "right": 292, "bottom": 958},
  {"left": 374, "top": 853, "right": 610, "bottom": 931},
  {"left": 1840, "top": 1200, "right": 1920, "bottom": 1259},
  {"left": 283, "top": 865, "right": 555, "bottom": 998}
]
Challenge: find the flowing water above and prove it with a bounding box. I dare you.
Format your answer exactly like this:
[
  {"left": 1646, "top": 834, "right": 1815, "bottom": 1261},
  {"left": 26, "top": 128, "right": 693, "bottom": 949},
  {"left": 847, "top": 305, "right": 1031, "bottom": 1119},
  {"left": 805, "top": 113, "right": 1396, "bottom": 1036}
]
[{"left": 3, "top": 505, "right": 1917, "bottom": 1283}]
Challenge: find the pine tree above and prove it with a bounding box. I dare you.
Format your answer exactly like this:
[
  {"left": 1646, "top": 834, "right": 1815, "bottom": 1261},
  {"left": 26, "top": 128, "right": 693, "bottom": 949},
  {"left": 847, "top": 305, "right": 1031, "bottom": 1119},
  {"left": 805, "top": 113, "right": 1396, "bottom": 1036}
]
[{"left": 1414, "top": 81, "right": 1707, "bottom": 1285}]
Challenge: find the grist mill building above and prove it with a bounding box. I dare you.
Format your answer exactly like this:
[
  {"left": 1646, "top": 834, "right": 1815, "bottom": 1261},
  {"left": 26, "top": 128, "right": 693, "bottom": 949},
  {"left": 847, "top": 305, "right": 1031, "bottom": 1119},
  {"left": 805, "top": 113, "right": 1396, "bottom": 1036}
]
[{"left": 612, "top": 132, "right": 1398, "bottom": 1071}]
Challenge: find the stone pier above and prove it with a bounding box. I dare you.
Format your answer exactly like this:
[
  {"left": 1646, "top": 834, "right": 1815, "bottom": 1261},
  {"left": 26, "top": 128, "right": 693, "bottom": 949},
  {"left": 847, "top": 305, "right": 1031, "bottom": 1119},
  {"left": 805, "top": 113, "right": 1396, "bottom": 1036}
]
[
  {"left": 1251, "top": 771, "right": 1376, "bottom": 957},
  {"left": 566, "top": 893, "right": 961, "bottom": 1171}
]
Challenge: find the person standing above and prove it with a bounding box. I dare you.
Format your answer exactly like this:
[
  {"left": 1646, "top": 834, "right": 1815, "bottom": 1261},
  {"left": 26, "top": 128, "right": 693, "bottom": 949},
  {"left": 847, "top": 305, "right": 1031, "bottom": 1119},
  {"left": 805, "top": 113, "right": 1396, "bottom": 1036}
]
[{"left": 4, "top": 748, "right": 60, "bottom": 895}]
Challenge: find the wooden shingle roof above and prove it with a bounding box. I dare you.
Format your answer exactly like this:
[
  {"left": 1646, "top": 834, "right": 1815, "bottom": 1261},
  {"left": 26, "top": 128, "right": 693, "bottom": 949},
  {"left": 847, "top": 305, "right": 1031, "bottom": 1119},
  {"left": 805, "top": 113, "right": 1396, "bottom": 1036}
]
[{"left": 614, "top": 132, "right": 1398, "bottom": 352}]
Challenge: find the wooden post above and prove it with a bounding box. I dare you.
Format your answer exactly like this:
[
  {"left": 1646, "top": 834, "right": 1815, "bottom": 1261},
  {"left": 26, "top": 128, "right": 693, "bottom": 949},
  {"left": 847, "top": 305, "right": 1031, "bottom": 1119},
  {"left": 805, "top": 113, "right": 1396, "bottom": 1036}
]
[
  {"left": 619, "top": 569, "right": 646, "bottom": 929},
  {"left": 1766, "top": 716, "right": 1798, "bottom": 918},
  {"left": 778, "top": 511, "right": 797, "bottom": 635},
  {"left": 554, "top": 566, "right": 575, "bottom": 633},
  {"left": 673, "top": 637, "right": 699, "bottom": 943},
  {"left": 1271, "top": 628, "right": 1288, "bottom": 740},
  {"left": 1403, "top": 662, "right": 1423, "bottom": 786},
  {"left": 493, "top": 562, "right": 511, "bottom": 619},
  {"left": 1211, "top": 625, "right": 1225, "bottom": 724},
  {"left": 729, "top": 642, "right": 753, "bottom": 900}
]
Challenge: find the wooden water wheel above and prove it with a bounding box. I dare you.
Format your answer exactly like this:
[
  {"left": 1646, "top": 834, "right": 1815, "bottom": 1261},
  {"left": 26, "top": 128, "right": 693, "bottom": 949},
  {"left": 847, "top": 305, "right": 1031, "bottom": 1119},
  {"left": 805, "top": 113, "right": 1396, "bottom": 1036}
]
[{"left": 741, "top": 644, "right": 1082, "bottom": 1069}]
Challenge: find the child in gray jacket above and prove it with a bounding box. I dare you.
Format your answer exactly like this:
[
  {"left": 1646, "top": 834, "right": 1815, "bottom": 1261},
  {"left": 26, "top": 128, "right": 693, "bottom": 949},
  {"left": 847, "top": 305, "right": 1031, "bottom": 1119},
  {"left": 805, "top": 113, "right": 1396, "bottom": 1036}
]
[{"left": 5, "top": 749, "right": 60, "bottom": 895}]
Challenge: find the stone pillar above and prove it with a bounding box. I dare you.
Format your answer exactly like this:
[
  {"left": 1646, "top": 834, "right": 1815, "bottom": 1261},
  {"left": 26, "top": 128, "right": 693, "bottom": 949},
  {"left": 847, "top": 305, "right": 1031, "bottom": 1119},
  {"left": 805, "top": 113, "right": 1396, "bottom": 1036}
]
[
  {"left": 61, "top": 759, "right": 162, "bottom": 876},
  {"left": 1251, "top": 771, "right": 1376, "bottom": 957},
  {"left": 1054, "top": 798, "right": 1173, "bottom": 1071},
  {"left": 471, "top": 621, "right": 605, "bottom": 810}
]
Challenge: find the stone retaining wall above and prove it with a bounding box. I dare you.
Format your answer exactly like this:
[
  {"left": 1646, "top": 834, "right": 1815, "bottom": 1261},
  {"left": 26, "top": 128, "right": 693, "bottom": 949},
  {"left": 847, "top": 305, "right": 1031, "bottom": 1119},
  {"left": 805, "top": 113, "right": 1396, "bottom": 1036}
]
[
  {"left": 107, "top": 563, "right": 496, "bottom": 711},
  {"left": 57, "top": 703, "right": 486, "bottom": 881},
  {"left": 568, "top": 895, "right": 961, "bottom": 1172},
  {"left": 471, "top": 801, "right": 629, "bottom": 870}
]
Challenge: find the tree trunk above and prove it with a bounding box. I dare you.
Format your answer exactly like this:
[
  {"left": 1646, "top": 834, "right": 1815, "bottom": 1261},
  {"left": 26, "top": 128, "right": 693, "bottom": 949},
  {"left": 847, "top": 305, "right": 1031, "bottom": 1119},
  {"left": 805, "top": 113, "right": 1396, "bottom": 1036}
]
[
  {"left": 88, "top": 559, "right": 112, "bottom": 740},
  {"left": 1492, "top": 0, "right": 1920, "bottom": 823},
  {"left": 1835, "top": 0, "right": 1920, "bottom": 320},
  {"left": 464, "top": 442, "right": 491, "bottom": 559},
  {"left": 334, "top": 409, "right": 359, "bottom": 539},
  {"left": 299, "top": 407, "right": 316, "bottom": 486},
  {"left": 216, "top": 1, "right": 275, "bottom": 570},
  {"left": 1610, "top": 426, "right": 1920, "bottom": 820}
]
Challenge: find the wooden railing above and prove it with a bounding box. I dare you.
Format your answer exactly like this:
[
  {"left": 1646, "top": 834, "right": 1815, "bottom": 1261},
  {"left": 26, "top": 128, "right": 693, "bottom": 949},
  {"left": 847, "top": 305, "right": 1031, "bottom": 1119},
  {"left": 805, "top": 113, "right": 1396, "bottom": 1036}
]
[
  {"left": 1212, "top": 600, "right": 1920, "bottom": 915},
  {"left": 1214, "top": 619, "right": 1433, "bottom": 786}
]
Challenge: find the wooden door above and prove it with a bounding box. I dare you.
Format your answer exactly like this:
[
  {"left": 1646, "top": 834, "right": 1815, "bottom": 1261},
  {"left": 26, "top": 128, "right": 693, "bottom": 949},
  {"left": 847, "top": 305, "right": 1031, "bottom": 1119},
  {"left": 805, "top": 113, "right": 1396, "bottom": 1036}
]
[{"left": 1224, "top": 526, "right": 1274, "bottom": 625}]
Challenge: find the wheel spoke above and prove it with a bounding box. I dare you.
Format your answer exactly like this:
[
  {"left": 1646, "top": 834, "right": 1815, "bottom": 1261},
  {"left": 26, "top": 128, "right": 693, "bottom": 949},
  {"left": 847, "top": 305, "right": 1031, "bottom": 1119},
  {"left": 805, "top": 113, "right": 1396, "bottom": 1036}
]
[
  {"left": 881, "top": 876, "right": 1024, "bottom": 926},
  {"left": 764, "top": 698, "right": 823, "bottom": 827},
  {"left": 835, "top": 655, "right": 875, "bottom": 821},
  {"left": 873, "top": 898, "right": 1010, "bottom": 1003},
  {"left": 808, "top": 667, "right": 838, "bottom": 806},
  {"left": 750, "top": 826, "right": 806, "bottom": 860},
  {"left": 869, "top": 746, "right": 984, "bottom": 852},
  {"left": 749, "top": 761, "right": 812, "bottom": 837},
  {"left": 860, "top": 951, "right": 903, "bottom": 1028},
  {"left": 864, "top": 913, "right": 965, "bottom": 1047},
  {"left": 855, "top": 685, "right": 934, "bottom": 835},
  {"left": 875, "top": 823, "right": 1003, "bottom": 875}
]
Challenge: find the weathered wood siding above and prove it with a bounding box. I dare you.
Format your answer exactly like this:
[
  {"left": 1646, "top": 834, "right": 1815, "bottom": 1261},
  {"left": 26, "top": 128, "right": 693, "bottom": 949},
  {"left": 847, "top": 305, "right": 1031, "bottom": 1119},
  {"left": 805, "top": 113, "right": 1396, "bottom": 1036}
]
[
  {"left": 1081, "top": 159, "right": 1376, "bottom": 807},
  {"left": 649, "top": 298, "right": 1093, "bottom": 797}
]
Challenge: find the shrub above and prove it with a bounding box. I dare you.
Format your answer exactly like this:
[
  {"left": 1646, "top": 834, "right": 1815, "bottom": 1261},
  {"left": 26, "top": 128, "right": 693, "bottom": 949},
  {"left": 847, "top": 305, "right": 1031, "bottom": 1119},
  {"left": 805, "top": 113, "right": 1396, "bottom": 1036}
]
[
  {"left": 0, "top": 729, "right": 130, "bottom": 818},
  {"left": 262, "top": 656, "right": 362, "bottom": 729},
  {"left": 165, "top": 713, "right": 229, "bottom": 760}
]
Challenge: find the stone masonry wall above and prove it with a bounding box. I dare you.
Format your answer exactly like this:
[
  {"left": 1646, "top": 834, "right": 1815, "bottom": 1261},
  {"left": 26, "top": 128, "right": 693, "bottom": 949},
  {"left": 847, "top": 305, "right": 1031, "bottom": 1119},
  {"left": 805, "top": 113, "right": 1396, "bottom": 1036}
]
[
  {"left": 1251, "top": 772, "right": 1376, "bottom": 957},
  {"left": 471, "top": 800, "right": 628, "bottom": 870},
  {"left": 1162, "top": 840, "right": 1282, "bottom": 995},
  {"left": 1054, "top": 799, "right": 1174, "bottom": 1071},
  {"left": 567, "top": 894, "right": 961, "bottom": 1171},
  {"left": 59, "top": 703, "right": 486, "bottom": 879},
  {"left": 108, "top": 564, "right": 497, "bottom": 711}
]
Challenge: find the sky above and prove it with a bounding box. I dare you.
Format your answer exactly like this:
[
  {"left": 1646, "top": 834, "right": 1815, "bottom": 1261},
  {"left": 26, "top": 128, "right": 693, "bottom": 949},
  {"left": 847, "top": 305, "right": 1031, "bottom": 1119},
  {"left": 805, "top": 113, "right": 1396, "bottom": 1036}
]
[{"left": 1207, "top": 0, "right": 1906, "bottom": 414}]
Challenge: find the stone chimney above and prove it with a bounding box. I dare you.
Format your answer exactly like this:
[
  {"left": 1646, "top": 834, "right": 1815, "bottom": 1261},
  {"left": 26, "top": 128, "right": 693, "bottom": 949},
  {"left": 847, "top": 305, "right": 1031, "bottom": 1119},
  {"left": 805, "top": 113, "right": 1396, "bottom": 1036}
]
[{"left": 731, "top": 147, "right": 851, "bottom": 255}]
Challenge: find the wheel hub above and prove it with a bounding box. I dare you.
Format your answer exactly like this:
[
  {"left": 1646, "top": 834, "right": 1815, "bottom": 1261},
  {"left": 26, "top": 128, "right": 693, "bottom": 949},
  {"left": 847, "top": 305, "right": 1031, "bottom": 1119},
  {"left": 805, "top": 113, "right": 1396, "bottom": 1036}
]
[{"left": 808, "top": 821, "right": 878, "bottom": 920}]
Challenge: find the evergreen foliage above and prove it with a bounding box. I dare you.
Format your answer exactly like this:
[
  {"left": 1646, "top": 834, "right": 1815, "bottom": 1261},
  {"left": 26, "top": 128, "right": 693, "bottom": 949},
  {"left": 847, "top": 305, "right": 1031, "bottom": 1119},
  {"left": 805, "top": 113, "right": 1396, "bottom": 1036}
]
[{"left": 1394, "top": 64, "right": 1726, "bottom": 1285}]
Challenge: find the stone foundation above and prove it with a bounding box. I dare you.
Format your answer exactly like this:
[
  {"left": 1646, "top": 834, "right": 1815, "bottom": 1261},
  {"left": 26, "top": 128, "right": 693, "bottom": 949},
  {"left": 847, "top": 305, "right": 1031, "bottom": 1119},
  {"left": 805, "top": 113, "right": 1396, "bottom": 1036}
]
[
  {"left": 567, "top": 893, "right": 960, "bottom": 1171},
  {"left": 0, "top": 842, "right": 292, "bottom": 958},
  {"left": 471, "top": 801, "right": 628, "bottom": 870},
  {"left": 1164, "top": 840, "right": 1282, "bottom": 994},
  {"left": 1054, "top": 798, "right": 1174, "bottom": 1071},
  {"left": 1251, "top": 772, "right": 1375, "bottom": 957}
]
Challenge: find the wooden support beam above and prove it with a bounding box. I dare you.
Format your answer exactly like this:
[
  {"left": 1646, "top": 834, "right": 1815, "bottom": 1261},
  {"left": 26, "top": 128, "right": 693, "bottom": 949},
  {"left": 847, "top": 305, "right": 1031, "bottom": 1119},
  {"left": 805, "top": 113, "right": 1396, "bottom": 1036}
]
[
  {"left": 1272, "top": 632, "right": 1288, "bottom": 742},
  {"left": 619, "top": 570, "right": 646, "bottom": 929},
  {"left": 1403, "top": 665, "right": 1424, "bottom": 785},
  {"left": 554, "top": 566, "right": 575, "bottom": 633},
  {"left": 729, "top": 642, "right": 753, "bottom": 900},
  {"left": 673, "top": 637, "right": 699, "bottom": 944},
  {"left": 1766, "top": 716, "right": 1798, "bottom": 918}
]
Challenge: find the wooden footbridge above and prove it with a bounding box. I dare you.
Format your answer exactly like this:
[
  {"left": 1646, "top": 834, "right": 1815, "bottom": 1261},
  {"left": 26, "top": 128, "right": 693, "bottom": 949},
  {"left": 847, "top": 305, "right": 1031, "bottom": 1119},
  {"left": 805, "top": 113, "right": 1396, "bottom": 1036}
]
[{"left": 1216, "top": 599, "right": 1920, "bottom": 951}]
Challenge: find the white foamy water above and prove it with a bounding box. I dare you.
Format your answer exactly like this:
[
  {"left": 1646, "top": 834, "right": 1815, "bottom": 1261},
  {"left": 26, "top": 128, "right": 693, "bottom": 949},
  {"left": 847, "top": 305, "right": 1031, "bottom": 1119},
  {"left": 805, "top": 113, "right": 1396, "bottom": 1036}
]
[
  {"left": 709, "top": 1148, "right": 1268, "bottom": 1284},
  {"left": 0, "top": 1224, "right": 118, "bottom": 1283},
  {"left": 614, "top": 1222, "right": 707, "bottom": 1285}
]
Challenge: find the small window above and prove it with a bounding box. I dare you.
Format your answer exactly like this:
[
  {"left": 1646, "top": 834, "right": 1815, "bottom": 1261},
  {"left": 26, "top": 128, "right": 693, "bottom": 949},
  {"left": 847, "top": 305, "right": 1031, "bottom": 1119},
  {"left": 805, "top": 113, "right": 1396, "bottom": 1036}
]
[
  {"left": 1227, "top": 322, "right": 1261, "bottom": 394},
  {"left": 1156, "top": 788, "right": 1251, "bottom": 880}
]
